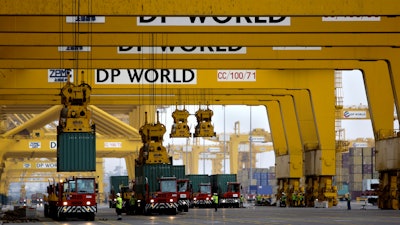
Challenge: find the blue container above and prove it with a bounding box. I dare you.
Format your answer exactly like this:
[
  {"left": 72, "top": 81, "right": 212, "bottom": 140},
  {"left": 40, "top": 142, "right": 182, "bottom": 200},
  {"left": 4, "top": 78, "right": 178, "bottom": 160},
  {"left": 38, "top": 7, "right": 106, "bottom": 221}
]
[{"left": 257, "top": 185, "right": 273, "bottom": 195}]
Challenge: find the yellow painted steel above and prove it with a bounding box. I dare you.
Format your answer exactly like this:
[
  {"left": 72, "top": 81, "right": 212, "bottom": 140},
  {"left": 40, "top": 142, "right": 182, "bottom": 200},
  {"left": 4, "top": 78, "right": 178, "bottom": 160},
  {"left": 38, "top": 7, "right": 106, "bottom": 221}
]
[
  {"left": 0, "top": 137, "right": 141, "bottom": 159},
  {"left": 1, "top": 33, "right": 399, "bottom": 47},
  {"left": 1, "top": 16, "right": 399, "bottom": 33},
  {"left": 136, "top": 111, "right": 171, "bottom": 165},
  {"left": 0, "top": 66, "right": 397, "bottom": 207},
  {"left": 377, "top": 171, "right": 399, "bottom": 210},
  {"left": 1, "top": 47, "right": 399, "bottom": 69},
  {"left": 0, "top": 158, "right": 105, "bottom": 202},
  {"left": 0, "top": 105, "right": 140, "bottom": 139},
  {"left": 0, "top": 65, "right": 393, "bottom": 147},
  {"left": 0, "top": 0, "right": 397, "bottom": 16}
]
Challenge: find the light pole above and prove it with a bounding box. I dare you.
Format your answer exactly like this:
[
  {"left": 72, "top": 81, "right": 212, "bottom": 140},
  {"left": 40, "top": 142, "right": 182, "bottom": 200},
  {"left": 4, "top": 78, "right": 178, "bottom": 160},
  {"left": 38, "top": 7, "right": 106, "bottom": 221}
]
[
  {"left": 203, "top": 138, "right": 206, "bottom": 174},
  {"left": 223, "top": 105, "right": 226, "bottom": 174},
  {"left": 249, "top": 106, "right": 253, "bottom": 194}
]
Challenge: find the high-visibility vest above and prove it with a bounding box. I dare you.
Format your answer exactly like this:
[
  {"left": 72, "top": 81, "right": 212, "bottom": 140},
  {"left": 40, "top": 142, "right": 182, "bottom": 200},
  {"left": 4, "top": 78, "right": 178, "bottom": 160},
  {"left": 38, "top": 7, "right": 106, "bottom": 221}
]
[
  {"left": 116, "top": 197, "right": 123, "bottom": 209},
  {"left": 212, "top": 195, "right": 218, "bottom": 204}
]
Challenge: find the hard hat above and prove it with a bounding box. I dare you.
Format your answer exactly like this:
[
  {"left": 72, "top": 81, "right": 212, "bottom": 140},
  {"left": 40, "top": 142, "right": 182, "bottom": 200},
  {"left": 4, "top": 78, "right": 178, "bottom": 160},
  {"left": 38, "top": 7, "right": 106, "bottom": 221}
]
[
  {"left": 117, "top": 193, "right": 121, "bottom": 197},
  {"left": 214, "top": 193, "right": 217, "bottom": 195}
]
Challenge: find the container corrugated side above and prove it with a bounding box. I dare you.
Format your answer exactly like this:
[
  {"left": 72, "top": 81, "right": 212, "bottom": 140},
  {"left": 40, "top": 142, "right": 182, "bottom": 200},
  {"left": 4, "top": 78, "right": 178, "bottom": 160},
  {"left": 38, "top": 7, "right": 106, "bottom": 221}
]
[
  {"left": 187, "top": 174, "right": 210, "bottom": 191},
  {"left": 172, "top": 165, "right": 186, "bottom": 179},
  {"left": 135, "top": 164, "right": 174, "bottom": 195},
  {"left": 110, "top": 176, "right": 129, "bottom": 192},
  {"left": 57, "top": 132, "right": 96, "bottom": 172},
  {"left": 211, "top": 174, "right": 237, "bottom": 195}
]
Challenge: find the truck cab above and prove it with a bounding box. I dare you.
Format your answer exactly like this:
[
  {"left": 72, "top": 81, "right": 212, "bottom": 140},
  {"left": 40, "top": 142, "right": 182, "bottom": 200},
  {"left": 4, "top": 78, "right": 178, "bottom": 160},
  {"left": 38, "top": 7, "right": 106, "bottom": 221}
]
[
  {"left": 220, "top": 182, "right": 241, "bottom": 208},
  {"left": 146, "top": 177, "right": 179, "bottom": 215},
  {"left": 44, "top": 177, "right": 97, "bottom": 221},
  {"left": 177, "top": 179, "right": 191, "bottom": 212},
  {"left": 193, "top": 182, "right": 213, "bottom": 208}
]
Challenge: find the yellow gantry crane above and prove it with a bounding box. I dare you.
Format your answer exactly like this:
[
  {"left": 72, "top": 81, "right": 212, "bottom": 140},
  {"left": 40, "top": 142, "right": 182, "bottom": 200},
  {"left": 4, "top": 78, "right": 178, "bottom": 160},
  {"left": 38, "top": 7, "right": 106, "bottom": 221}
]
[{"left": 1, "top": 0, "right": 400, "bottom": 210}]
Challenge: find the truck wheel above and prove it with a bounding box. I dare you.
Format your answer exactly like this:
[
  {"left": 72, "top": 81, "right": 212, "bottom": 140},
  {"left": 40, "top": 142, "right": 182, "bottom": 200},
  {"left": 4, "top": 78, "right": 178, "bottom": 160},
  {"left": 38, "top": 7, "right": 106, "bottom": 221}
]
[
  {"left": 169, "top": 208, "right": 177, "bottom": 215},
  {"left": 57, "top": 212, "right": 66, "bottom": 221},
  {"left": 87, "top": 212, "right": 95, "bottom": 221}
]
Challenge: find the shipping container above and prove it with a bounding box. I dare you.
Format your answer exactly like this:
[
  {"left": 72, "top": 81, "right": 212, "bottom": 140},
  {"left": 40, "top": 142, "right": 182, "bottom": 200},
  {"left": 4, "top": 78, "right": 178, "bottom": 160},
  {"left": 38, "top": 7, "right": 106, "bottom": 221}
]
[
  {"left": 172, "top": 165, "right": 186, "bottom": 179},
  {"left": 257, "top": 185, "right": 273, "bottom": 195},
  {"left": 135, "top": 164, "right": 182, "bottom": 197},
  {"left": 110, "top": 176, "right": 129, "bottom": 193},
  {"left": 186, "top": 174, "right": 210, "bottom": 192},
  {"left": 211, "top": 174, "right": 237, "bottom": 195},
  {"left": 57, "top": 132, "right": 96, "bottom": 172},
  {"left": 0, "top": 194, "right": 7, "bottom": 205}
]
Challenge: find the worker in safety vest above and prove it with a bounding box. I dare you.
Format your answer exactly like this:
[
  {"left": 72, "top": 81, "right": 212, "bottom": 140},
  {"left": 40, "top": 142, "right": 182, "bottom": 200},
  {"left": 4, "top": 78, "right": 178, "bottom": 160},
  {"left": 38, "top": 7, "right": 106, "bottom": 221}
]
[
  {"left": 239, "top": 195, "right": 244, "bottom": 208},
  {"left": 346, "top": 193, "right": 352, "bottom": 210},
  {"left": 292, "top": 192, "right": 297, "bottom": 207},
  {"left": 116, "top": 193, "right": 123, "bottom": 220},
  {"left": 212, "top": 193, "right": 219, "bottom": 212}
]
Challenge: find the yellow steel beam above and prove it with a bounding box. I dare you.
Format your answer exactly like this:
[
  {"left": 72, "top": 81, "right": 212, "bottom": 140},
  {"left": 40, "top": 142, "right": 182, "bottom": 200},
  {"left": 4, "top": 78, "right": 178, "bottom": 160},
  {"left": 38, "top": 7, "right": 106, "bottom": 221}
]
[
  {"left": 265, "top": 90, "right": 319, "bottom": 151},
  {"left": 303, "top": 71, "right": 336, "bottom": 176},
  {"left": 0, "top": 137, "right": 141, "bottom": 159},
  {"left": 265, "top": 101, "right": 287, "bottom": 157},
  {"left": 1, "top": 16, "right": 398, "bottom": 33},
  {"left": 0, "top": 47, "right": 398, "bottom": 69},
  {"left": 89, "top": 105, "right": 141, "bottom": 139},
  {"left": 0, "top": 104, "right": 140, "bottom": 138},
  {"left": 0, "top": 33, "right": 399, "bottom": 46},
  {"left": 263, "top": 96, "right": 303, "bottom": 179},
  {"left": 0, "top": 0, "right": 397, "bottom": 16},
  {"left": 0, "top": 61, "right": 394, "bottom": 142},
  {"left": 1, "top": 105, "right": 60, "bottom": 138},
  {"left": 3, "top": 47, "right": 397, "bottom": 136}
]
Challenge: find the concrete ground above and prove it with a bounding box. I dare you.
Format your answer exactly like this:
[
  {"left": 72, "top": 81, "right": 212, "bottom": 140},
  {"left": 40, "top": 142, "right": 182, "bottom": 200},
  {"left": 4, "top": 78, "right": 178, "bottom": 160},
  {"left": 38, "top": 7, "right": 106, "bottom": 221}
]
[{"left": 1, "top": 201, "right": 399, "bottom": 225}]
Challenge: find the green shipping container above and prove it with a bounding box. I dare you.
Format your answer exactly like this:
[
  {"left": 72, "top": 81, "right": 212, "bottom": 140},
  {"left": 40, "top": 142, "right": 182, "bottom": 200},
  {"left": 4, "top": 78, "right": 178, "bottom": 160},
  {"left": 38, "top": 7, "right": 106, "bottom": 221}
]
[
  {"left": 135, "top": 164, "right": 174, "bottom": 196},
  {"left": 187, "top": 174, "right": 210, "bottom": 192},
  {"left": 211, "top": 174, "right": 237, "bottom": 195},
  {"left": 110, "top": 176, "right": 129, "bottom": 193},
  {"left": 135, "top": 164, "right": 186, "bottom": 198},
  {"left": 57, "top": 132, "right": 96, "bottom": 172},
  {"left": 172, "top": 165, "right": 186, "bottom": 179}
]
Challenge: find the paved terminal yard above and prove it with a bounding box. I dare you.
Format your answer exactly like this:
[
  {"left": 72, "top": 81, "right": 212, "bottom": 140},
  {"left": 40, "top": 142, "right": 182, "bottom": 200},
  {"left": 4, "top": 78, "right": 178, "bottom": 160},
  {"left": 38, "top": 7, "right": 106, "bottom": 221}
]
[{"left": 1, "top": 201, "right": 399, "bottom": 225}]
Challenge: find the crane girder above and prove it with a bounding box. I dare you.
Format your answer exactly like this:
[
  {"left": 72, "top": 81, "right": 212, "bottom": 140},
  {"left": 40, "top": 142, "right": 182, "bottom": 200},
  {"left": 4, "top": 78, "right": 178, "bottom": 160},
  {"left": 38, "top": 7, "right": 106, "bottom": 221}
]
[
  {"left": 0, "top": 137, "right": 141, "bottom": 159},
  {"left": 1, "top": 33, "right": 399, "bottom": 47},
  {"left": 0, "top": 47, "right": 399, "bottom": 69},
  {"left": 1, "top": 16, "right": 399, "bottom": 33},
  {"left": 0, "top": 0, "right": 397, "bottom": 16},
  {"left": 0, "top": 62, "right": 394, "bottom": 143},
  {"left": 0, "top": 105, "right": 140, "bottom": 139}
]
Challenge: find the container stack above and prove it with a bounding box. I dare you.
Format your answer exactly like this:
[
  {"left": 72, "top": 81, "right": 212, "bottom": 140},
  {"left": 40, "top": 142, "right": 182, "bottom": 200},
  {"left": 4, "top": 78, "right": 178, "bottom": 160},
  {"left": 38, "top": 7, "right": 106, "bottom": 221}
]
[
  {"left": 335, "top": 147, "right": 378, "bottom": 198},
  {"left": 237, "top": 167, "right": 277, "bottom": 196}
]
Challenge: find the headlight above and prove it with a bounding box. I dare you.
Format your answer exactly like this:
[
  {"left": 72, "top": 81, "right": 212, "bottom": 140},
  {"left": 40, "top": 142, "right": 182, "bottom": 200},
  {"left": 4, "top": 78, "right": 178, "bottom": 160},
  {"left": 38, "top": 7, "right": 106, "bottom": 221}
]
[
  {"left": 193, "top": 197, "right": 197, "bottom": 201},
  {"left": 137, "top": 200, "right": 141, "bottom": 203},
  {"left": 234, "top": 199, "right": 238, "bottom": 203},
  {"left": 206, "top": 197, "right": 209, "bottom": 200},
  {"left": 63, "top": 201, "right": 68, "bottom": 206},
  {"left": 86, "top": 201, "right": 91, "bottom": 205},
  {"left": 150, "top": 199, "right": 154, "bottom": 203},
  {"left": 222, "top": 199, "right": 226, "bottom": 203},
  {"left": 169, "top": 199, "right": 174, "bottom": 202}
]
